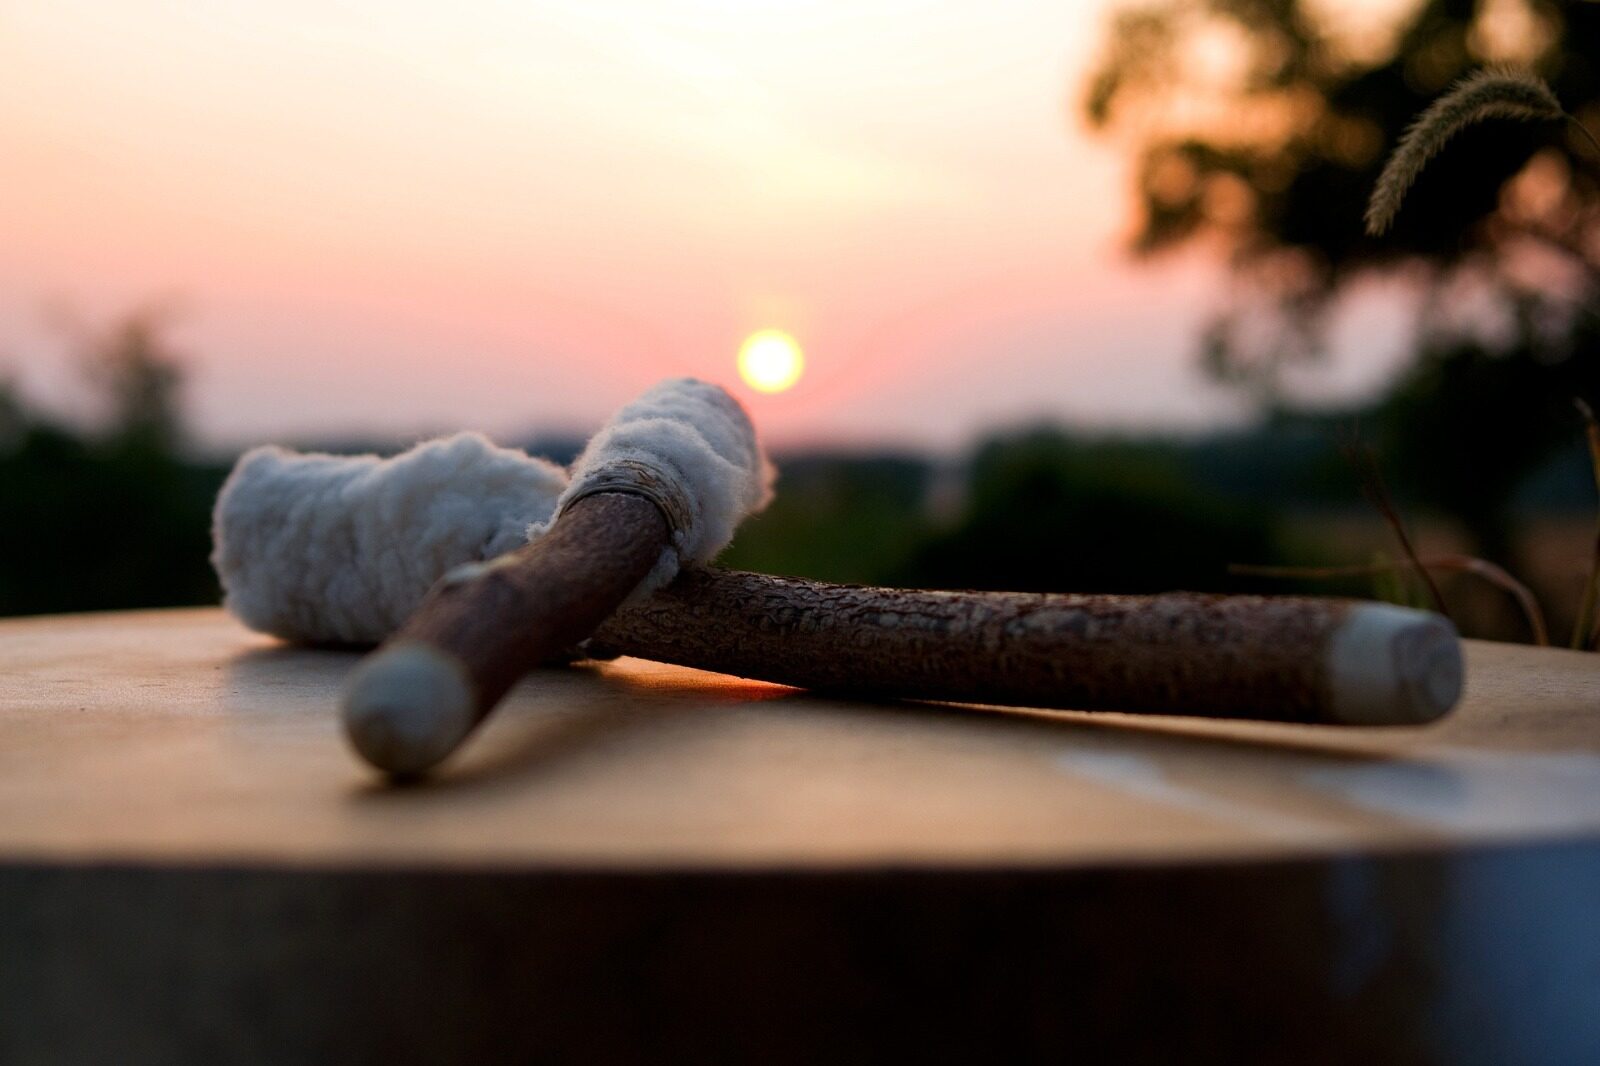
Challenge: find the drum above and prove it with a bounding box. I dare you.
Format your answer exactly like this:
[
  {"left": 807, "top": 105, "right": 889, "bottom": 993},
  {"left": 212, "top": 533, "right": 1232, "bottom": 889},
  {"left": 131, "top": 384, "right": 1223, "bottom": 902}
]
[{"left": 2, "top": 608, "right": 1598, "bottom": 1063}]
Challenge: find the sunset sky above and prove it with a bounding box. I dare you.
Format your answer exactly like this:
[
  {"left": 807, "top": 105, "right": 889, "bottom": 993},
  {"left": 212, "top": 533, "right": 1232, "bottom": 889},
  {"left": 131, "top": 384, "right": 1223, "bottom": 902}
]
[{"left": 1, "top": 1, "right": 1410, "bottom": 450}]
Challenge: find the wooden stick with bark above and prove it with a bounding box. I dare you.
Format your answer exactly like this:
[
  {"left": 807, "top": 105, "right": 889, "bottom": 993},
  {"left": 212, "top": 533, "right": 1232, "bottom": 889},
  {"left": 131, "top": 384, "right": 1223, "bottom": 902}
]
[{"left": 591, "top": 569, "right": 1464, "bottom": 727}]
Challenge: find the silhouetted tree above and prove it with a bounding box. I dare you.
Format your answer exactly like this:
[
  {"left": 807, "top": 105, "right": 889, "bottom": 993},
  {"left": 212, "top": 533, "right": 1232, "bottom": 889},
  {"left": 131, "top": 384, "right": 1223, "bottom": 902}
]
[
  {"left": 75, "top": 308, "right": 188, "bottom": 453},
  {"left": 1086, "top": 0, "right": 1600, "bottom": 556}
]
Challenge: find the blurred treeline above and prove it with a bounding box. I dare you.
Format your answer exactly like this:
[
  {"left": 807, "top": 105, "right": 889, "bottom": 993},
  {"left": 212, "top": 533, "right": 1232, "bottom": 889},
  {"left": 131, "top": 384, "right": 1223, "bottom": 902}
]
[
  {"left": 720, "top": 415, "right": 1599, "bottom": 646},
  {"left": 0, "top": 310, "right": 1595, "bottom": 642},
  {"left": 0, "top": 315, "right": 228, "bottom": 615}
]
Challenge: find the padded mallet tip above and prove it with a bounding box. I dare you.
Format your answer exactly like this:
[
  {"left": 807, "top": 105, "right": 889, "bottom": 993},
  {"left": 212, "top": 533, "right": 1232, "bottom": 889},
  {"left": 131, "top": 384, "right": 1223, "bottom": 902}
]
[
  {"left": 341, "top": 642, "right": 477, "bottom": 775},
  {"left": 1325, "top": 602, "right": 1463, "bottom": 726}
]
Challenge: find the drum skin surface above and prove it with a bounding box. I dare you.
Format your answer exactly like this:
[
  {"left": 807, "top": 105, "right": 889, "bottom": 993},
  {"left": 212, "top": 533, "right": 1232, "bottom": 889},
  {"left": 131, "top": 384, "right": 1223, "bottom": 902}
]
[{"left": 2, "top": 608, "right": 1598, "bottom": 1063}]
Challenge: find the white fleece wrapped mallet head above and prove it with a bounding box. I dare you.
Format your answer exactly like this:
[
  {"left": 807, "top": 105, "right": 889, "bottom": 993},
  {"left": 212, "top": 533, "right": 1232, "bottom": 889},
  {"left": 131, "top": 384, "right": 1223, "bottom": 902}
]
[
  {"left": 212, "top": 433, "right": 568, "bottom": 646},
  {"left": 337, "top": 377, "right": 773, "bottom": 775},
  {"left": 211, "top": 378, "right": 773, "bottom": 648}
]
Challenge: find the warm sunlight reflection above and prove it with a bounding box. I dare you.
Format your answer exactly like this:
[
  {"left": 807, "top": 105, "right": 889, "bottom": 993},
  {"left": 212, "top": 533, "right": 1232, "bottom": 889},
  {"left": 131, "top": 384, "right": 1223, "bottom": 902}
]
[{"left": 737, "top": 329, "right": 804, "bottom": 393}]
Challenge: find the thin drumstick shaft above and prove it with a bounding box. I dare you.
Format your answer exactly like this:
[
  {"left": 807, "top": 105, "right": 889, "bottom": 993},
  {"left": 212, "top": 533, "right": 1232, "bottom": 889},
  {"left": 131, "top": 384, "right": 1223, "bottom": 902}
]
[{"left": 342, "top": 493, "right": 668, "bottom": 775}]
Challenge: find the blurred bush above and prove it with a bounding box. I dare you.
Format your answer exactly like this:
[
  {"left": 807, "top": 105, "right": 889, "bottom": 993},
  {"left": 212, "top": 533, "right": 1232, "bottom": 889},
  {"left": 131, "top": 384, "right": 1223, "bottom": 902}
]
[
  {"left": 717, "top": 453, "right": 931, "bottom": 585},
  {"left": 0, "top": 313, "right": 225, "bottom": 616},
  {"left": 720, "top": 428, "right": 1302, "bottom": 594},
  {"left": 891, "top": 429, "right": 1281, "bottom": 594}
]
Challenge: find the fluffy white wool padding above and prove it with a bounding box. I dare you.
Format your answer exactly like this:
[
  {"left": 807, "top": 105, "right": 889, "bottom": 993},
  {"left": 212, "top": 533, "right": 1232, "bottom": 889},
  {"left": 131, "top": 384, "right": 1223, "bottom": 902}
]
[
  {"left": 536, "top": 377, "right": 774, "bottom": 593},
  {"left": 211, "top": 378, "right": 771, "bottom": 644},
  {"left": 212, "top": 433, "right": 567, "bottom": 644}
]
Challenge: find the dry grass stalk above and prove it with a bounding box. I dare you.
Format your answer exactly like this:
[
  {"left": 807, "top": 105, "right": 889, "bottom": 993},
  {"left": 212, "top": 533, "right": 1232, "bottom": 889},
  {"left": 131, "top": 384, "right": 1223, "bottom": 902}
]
[
  {"left": 1231, "top": 554, "right": 1549, "bottom": 647},
  {"left": 1572, "top": 399, "right": 1600, "bottom": 651},
  {"left": 1366, "top": 68, "right": 1567, "bottom": 236},
  {"left": 1341, "top": 437, "right": 1450, "bottom": 617}
]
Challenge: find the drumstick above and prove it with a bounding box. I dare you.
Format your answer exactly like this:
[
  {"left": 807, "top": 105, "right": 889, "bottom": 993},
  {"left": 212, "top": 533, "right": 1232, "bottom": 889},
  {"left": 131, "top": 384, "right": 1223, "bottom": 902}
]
[
  {"left": 350, "top": 551, "right": 1462, "bottom": 777},
  {"left": 340, "top": 379, "right": 771, "bottom": 776},
  {"left": 591, "top": 570, "right": 1464, "bottom": 727}
]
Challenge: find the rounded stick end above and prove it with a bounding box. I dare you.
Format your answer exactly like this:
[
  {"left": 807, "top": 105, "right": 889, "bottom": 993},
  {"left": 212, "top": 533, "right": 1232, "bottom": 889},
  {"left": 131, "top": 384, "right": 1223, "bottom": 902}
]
[
  {"left": 342, "top": 642, "right": 477, "bottom": 775},
  {"left": 1325, "top": 603, "right": 1464, "bottom": 725}
]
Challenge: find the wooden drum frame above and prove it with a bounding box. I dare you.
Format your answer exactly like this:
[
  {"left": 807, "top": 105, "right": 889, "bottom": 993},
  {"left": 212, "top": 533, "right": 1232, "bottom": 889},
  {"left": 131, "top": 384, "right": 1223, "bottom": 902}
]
[{"left": 3, "top": 609, "right": 1599, "bottom": 1063}]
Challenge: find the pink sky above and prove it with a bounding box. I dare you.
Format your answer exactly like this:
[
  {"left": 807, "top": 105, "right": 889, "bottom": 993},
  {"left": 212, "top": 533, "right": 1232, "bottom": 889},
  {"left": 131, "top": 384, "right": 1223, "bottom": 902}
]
[{"left": 0, "top": 0, "right": 1411, "bottom": 450}]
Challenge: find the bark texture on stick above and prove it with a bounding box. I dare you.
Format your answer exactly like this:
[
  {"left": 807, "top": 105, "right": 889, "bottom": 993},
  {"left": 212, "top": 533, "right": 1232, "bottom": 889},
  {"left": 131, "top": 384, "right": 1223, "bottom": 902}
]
[
  {"left": 592, "top": 570, "right": 1462, "bottom": 725},
  {"left": 398, "top": 493, "right": 667, "bottom": 710}
]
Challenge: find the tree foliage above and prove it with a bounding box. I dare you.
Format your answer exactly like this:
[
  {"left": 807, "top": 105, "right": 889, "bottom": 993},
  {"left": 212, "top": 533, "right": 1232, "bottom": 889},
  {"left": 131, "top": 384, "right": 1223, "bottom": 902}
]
[
  {"left": 891, "top": 429, "right": 1280, "bottom": 595},
  {"left": 0, "top": 311, "right": 224, "bottom": 615},
  {"left": 1086, "top": 0, "right": 1600, "bottom": 386},
  {"left": 1086, "top": 0, "right": 1600, "bottom": 559}
]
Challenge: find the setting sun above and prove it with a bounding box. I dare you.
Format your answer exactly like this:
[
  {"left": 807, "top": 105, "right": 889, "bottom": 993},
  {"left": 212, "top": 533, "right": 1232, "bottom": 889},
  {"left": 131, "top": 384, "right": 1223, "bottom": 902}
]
[{"left": 737, "top": 329, "right": 805, "bottom": 393}]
